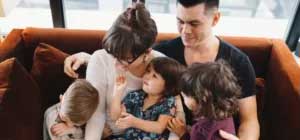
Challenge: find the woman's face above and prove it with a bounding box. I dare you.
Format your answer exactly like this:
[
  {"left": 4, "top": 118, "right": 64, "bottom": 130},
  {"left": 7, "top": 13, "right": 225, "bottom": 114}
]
[
  {"left": 142, "top": 66, "right": 166, "bottom": 96},
  {"left": 115, "top": 50, "right": 150, "bottom": 71},
  {"left": 115, "top": 54, "right": 143, "bottom": 70}
]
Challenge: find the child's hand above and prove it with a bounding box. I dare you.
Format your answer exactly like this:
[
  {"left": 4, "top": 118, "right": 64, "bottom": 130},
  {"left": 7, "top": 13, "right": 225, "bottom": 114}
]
[
  {"left": 115, "top": 112, "right": 136, "bottom": 129},
  {"left": 167, "top": 118, "right": 186, "bottom": 137},
  {"left": 170, "top": 107, "right": 176, "bottom": 116},
  {"left": 219, "top": 130, "right": 239, "bottom": 140},
  {"left": 51, "top": 123, "right": 75, "bottom": 136},
  {"left": 114, "top": 74, "right": 127, "bottom": 94},
  {"left": 102, "top": 123, "right": 113, "bottom": 139}
]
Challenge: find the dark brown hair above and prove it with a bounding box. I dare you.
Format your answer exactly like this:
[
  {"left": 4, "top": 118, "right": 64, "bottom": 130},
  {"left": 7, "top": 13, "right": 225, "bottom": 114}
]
[
  {"left": 180, "top": 60, "right": 241, "bottom": 120},
  {"left": 62, "top": 79, "right": 99, "bottom": 125},
  {"left": 177, "top": 0, "right": 219, "bottom": 10},
  {"left": 147, "top": 57, "right": 186, "bottom": 97},
  {"left": 103, "top": 2, "right": 157, "bottom": 62}
]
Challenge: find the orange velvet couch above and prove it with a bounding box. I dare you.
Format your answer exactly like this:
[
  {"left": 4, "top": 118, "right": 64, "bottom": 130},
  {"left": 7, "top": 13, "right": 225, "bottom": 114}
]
[{"left": 0, "top": 27, "right": 299, "bottom": 140}]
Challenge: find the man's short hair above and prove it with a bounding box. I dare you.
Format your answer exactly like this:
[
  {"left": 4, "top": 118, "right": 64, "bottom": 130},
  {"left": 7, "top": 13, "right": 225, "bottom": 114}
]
[{"left": 177, "top": 0, "right": 219, "bottom": 9}]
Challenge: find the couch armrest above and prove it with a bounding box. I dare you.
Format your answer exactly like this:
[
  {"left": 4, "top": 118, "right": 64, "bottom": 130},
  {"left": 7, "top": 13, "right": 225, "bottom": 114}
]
[
  {"left": 0, "top": 29, "right": 24, "bottom": 62},
  {"left": 264, "top": 39, "right": 300, "bottom": 140}
]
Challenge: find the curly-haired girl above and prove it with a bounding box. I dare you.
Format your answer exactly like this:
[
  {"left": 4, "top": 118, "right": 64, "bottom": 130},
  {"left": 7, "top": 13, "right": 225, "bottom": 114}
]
[{"left": 179, "top": 60, "right": 241, "bottom": 140}]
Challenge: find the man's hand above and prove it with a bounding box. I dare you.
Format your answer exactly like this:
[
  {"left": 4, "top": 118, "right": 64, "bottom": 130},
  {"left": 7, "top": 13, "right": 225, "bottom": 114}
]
[
  {"left": 167, "top": 117, "right": 186, "bottom": 137},
  {"left": 51, "top": 123, "right": 75, "bottom": 136},
  {"left": 64, "top": 52, "right": 90, "bottom": 78},
  {"left": 115, "top": 112, "right": 136, "bottom": 129}
]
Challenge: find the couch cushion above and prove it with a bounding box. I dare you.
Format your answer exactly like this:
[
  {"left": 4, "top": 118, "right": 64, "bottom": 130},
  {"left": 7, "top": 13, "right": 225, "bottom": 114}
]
[
  {"left": 0, "top": 89, "right": 6, "bottom": 104},
  {"left": 0, "top": 59, "right": 12, "bottom": 105},
  {"left": 30, "top": 43, "right": 75, "bottom": 110},
  {"left": 0, "top": 29, "right": 24, "bottom": 63},
  {"left": 0, "top": 58, "right": 41, "bottom": 140}
]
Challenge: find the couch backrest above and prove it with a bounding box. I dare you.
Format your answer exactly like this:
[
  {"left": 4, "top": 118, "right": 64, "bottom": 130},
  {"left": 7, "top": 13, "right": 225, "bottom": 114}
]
[
  {"left": 22, "top": 27, "right": 104, "bottom": 54},
  {"left": 21, "top": 27, "right": 273, "bottom": 77}
]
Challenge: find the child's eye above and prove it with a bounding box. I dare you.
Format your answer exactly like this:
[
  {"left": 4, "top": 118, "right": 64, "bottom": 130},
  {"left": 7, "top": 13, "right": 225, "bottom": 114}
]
[{"left": 152, "top": 74, "right": 157, "bottom": 78}]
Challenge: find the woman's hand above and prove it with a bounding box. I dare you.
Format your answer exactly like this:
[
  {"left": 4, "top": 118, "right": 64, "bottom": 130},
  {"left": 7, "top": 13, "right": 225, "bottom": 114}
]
[
  {"left": 64, "top": 52, "right": 90, "bottom": 78},
  {"left": 167, "top": 117, "right": 187, "bottom": 137}
]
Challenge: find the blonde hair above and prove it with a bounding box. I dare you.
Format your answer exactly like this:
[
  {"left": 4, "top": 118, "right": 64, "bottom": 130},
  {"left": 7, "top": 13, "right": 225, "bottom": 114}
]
[{"left": 61, "top": 79, "right": 99, "bottom": 125}]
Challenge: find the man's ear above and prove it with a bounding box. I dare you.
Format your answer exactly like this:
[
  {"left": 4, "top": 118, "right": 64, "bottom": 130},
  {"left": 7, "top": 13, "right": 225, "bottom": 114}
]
[{"left": 212, "top": 11, "right": 221, "bottom": 27}]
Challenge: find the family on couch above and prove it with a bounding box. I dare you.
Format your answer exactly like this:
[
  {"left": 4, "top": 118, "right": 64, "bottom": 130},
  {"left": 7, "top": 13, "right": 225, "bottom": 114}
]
[{"left": 44, "top": 0, "right": 259, "bottom": 140}]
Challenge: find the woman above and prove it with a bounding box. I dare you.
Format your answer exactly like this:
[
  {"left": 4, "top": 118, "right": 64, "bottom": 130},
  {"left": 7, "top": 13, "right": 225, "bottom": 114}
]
[{"left": 64, "top": 2, "right": 185, "bottom": 140}]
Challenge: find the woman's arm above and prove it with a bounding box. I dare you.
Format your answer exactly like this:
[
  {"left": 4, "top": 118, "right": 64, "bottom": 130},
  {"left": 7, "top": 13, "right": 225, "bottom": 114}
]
[{"left": 85, "top": 51, "right": 108, "bottom": 140}]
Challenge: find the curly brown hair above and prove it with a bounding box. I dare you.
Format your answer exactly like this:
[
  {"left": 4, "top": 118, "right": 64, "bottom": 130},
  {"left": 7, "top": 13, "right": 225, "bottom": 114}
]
[{"left": 180, "top": 60, "right": 241, "bottom": 120}]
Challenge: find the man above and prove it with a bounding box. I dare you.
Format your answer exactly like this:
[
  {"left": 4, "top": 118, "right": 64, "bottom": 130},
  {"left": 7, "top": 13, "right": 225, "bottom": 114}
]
[
  {"left": 154, "top": 1, "right": 259, "bottom": 140},
  {"left": 64, "top": 0, "right": 259, "bottom": 140}
]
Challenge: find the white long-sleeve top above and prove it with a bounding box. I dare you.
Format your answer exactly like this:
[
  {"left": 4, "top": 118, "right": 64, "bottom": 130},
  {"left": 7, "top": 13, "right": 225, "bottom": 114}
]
[{"left": 85, "top": 49, "right": 185, "bottom": 140}]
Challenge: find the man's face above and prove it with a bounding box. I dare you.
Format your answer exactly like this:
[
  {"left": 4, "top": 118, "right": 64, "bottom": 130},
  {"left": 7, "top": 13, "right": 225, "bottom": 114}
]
[{"left": 176, "top": 3, "right": 217, "bottom": 48}]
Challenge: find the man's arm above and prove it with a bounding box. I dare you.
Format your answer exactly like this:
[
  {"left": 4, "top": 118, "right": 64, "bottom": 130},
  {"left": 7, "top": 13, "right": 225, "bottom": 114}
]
[
  {"left": 231, "top": 55, "right": 259, "bottom": 140},
  {"left": 238, "top": 96, "right": 260, "bottom": 140}
]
